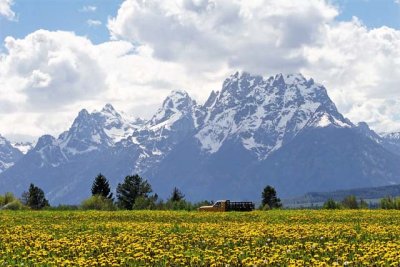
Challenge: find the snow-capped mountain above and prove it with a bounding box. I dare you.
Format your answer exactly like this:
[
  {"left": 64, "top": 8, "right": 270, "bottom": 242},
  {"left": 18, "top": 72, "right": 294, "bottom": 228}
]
[
  {"left": 12, "top": 142, "right": 34, "bottom": 154},
  {"left": 0, "top": 135, "right": 23, "bottom": 173},
  {"left": 1, "top": 72, "right": 400, "bottom": 204},
  {"left": 195, "top": 72, "right": 352, "bottom": 159},
  {"left": 147, "top": 72, "right": 400, "bottom": 200},
  {"left": 131, "top": 90, "right": 201, "bottom": 173}
]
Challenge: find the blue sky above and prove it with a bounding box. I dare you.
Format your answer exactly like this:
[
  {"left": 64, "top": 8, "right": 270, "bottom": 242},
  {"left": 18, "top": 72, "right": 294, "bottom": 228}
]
[
  {"left": 1, "top": 0, "right": 400, "bottom": 141},
  {"left": 0, "top": 0, "right": 123, "bottom": 48},
  {"left": 335, "top": 0, "right": 400, "bottom": 29}
]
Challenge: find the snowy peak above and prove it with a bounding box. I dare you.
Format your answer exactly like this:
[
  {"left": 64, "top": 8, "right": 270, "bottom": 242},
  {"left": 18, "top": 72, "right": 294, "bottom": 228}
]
[
  {"left": 32, "top": 135, "right": 67, "bottom": 168},
  {"left": 381, "top": 132, "right": 400, "bottom": 141},
  {"left": 0, "top": 134, "right": 23, "bottom": 173},
  {"left": 196, "top": 72, "right": 352, "bottom": 159},
  {"left": 149, "top": 90, "right": 197, "bottom": 127},
  {"left": 12, "top": 142, "right": 34, "bottom": 154},
  {"left": 35, "top": 135, "right": 58, "bottom": 150},
  {"left": 60, "top": 104, "right": 138, "bottom": 152},
  {"left": 60, "top": 108, "right": 112, "bottom": 154},
  {"left": 101, "top": 103, "right": 118, "bottom": 115},
  {"left": 308, "top": 108, "right": 352, "bottom": 129},
  {"left": 221, "top": 72, "right": 263, "bottom": 99},
  {"left": 162, "top": 90, "right": 194, "bottom": 111}
]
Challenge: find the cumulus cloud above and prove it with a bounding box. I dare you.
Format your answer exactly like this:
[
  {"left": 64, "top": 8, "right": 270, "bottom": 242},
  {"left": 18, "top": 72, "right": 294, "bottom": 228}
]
[
  {"left": 1, "top": 30, "right": 108, "bottom": 110},
  {"left": 87, "top": 19, "right": 102, "bottom": 27},
  {"left": 0, "top": 30, "right": 209, "bottom": 139},
  {"left": 107, "top": 0, "right": 400, "bottom": 133},
  {"left": 0, "top": 0, "right": 16, "bottom": 21},
  {"left": 303, "top": 20, "right": 400, "bottom": 132},
  {"left": 1, "top": 0, "right": 400, "bottom": 140},
  {"left": 108, "top": 0, "right": 337, "bottom": 74}
]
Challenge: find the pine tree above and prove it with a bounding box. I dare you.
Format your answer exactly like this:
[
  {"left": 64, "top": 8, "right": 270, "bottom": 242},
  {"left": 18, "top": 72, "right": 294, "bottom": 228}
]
[
  {"left": 169, "top": 187, "right": 185, "bottom": 202},
  {"left": 116, "top": 174, "right": 153, "bottom": 210},
  {"left": 91, "top": 173, "right": 113, "bottom": 199},
  {"left": 24, "top": 184, "right": 49, "bottom": 210},
  {"left": 261, "top": 185, "right": 282, "bottom": 209}
]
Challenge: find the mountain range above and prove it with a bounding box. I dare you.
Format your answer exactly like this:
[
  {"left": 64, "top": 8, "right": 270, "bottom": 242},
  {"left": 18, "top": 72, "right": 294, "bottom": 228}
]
[{"left": 1, "top": 72, "right": 400, "bottom": 205}]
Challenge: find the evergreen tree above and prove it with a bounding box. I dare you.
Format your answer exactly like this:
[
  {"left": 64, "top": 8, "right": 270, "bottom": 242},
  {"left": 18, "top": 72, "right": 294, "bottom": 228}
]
[
  {"left": 169, "top": 187, "right": 185, "bottom": 202},
  {"left": 261, "top": 185, "right": 282, "bottom": 209},
  {"left": 116, "top": 174, "right": 153, "bottom": 210},
  {"left": 91, "top": 173, "right": 113, "bottom": 199},
  {"left": 24, "top": 184, "right": 49, "bottom": 210},
  {"left": 323, "top": 198, "right": 341, "bottom": 209}
]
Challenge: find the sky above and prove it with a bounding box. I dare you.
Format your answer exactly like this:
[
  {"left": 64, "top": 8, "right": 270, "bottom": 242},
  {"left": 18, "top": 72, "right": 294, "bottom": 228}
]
[{"left": 0, "top": 0, "right": 400, "bottom": 142}]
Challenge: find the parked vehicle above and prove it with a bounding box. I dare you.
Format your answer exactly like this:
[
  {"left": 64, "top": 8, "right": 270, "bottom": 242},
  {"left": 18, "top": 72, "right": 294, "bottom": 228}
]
[{"left": 198, "top": 200, "right": 255, "bottom": 212}]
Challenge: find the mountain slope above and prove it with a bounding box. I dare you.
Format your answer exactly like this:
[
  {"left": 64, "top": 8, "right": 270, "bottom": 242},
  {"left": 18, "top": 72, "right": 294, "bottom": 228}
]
[
  {"left": 1, "top": 72, "right": 400, "bottom": 204},
  {"left": 380, "top": 132, "right": 400, "bottom": 155},
  {"left": 0, "top": 135, "right": 23, "bottom": 173},
  {"left": 145, "top": 73, "right": 400, "bottom": 201},
  {"left": 0, "top": 105, "right": 142, "bottom": 204}
]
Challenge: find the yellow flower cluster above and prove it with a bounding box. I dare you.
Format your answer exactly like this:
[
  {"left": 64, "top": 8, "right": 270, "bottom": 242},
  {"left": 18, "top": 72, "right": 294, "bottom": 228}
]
[{"left": 0, "top": 210, "right": 399, "bottom": 266}]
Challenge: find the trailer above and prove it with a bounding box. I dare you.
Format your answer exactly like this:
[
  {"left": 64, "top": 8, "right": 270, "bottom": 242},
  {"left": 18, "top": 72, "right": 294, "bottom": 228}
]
[{"left": 198, "top": 200, "right": 255, "bottom": 212}]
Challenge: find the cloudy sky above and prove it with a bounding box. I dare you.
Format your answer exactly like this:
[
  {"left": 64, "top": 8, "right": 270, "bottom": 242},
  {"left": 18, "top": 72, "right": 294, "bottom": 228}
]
[{"left": 0, "top": 0, "right": 399, "bottom": 142}]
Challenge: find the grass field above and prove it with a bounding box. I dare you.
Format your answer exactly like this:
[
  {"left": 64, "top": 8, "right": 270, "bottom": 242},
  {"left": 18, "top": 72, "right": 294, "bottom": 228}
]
[{"left": 0, "top": 210, "right": 399, "bottom": 266}]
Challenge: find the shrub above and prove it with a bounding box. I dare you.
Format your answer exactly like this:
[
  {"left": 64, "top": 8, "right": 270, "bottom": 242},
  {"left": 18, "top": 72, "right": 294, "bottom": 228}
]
[
  {"left": 81, "top": 195, "right": 115, "bottom": 211},
  {"left": 165, "top": 199, "right": 193, "bottom": 211},
  {"left": 380, "top": 196, "right": 400, "bottom": 209},
  {"left": 2, "top": 200, "right": 25, "bottom": 210},
  {"left": 132, "top": 196, "right": 156, "bottom": 210},
  {"left": 0, "top": 192, "right": 16, "bottom": 207},
  {"left": 341, "top": 195, "right": 359, "bottom": 209}
]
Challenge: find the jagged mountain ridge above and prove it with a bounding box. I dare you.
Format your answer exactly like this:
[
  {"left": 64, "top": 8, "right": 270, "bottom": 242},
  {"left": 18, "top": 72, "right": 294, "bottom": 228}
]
[
  {"left": 1, "top": 72, "right": 400, "bottom": 204},
  {"left": 195, "top": 72, "right": 352, "bottom": 159},
  {"left": 0, "top": 135, "right": 23, "bottom": 173}
]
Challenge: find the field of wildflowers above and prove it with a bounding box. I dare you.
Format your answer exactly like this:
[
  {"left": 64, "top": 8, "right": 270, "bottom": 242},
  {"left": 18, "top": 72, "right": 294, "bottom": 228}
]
[{"left": 0, "top": 210, "right": 399, "bottom": 266}]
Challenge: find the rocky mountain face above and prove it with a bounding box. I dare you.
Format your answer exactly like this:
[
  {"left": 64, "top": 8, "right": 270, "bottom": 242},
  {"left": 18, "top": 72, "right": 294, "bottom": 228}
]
[
  {"left": 379, "top": 132, "right": 400, "bottom": 155},
  {"left": 0, "top": 135, "right": 23, "bottom": 173},
  {"left": 1, "top": 72, "right": 400, "bottom": 204}
]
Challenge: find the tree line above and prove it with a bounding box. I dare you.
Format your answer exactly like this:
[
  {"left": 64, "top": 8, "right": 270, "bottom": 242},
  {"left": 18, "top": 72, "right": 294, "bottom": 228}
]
[
  {"left": 83, "top": 174, "right": 285, "bottom": 211},
  {"left": 2, "top": 173, "right": 400, "bottom": 210},
  {"left": 0, "top": 173, "right": 282, "bottom": 211}
]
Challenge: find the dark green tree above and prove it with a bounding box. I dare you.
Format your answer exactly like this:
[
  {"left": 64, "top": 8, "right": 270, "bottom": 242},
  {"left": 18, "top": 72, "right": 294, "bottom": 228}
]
[
  {"left": 323, "top": 198, "right": 341, "bottom": 209},
  {"left": 24, "top": 184, "right": 49, "bottom": 210},
  {"left": 116, "top": 174, "right": 153, "bottom": 210},
  {"left": 169, "top": 187, "right": 185, "bottom": 202},
  {"left": 261, "top": 185, "right": 282, "bottom": 209},
  {"left": 91, "top": 173, "right": 113, "bottom": 199}
]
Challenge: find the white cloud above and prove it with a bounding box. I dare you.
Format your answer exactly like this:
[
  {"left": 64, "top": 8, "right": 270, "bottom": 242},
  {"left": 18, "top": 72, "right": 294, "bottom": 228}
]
[
  {"left": 80, "top": 5, "right": 97, "bottom": 12},
  {"left": 87, "top": 19, "right": 102, "bottom": 27},
  {"left": 0, "top": 30, "right": 212, "bottom": 139},
  {"left": 1, "top": 0, "right": 400, "bottom": 140},
  {"left": 0, "top": 0, "right": 16, "bottom": 21},
  {"left": 1, "top": 30, "right": 108, "bottom": 111},
  {"left": 107, "top": 0, "right": 400, "bottom": 133},
  {"left": 302, "top": 20, "right": 400, "bottom": 132},
  {"left": 108, "top": 0, "right": 338, "bottom": 74}
]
